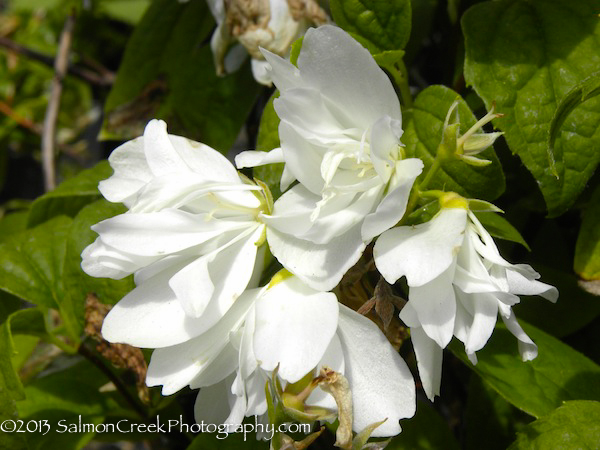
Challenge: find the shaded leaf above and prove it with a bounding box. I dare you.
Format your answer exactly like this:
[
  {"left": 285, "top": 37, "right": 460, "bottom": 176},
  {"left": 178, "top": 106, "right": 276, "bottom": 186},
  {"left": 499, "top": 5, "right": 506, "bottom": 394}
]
[
  {"left": 0, "top": 216, "right": 71, "bottom": 309},
  {"left": 27, "top": 162, "right": 111, "bottom": 228},
  {"left": 462, "top": 0, "right": 600, "bottom": 216},
  {"left": 449, "top": 321, "right": 600, "bottom": 418},
  {"left": 508, "top": 400, "right": 600, "bottom": 450},
  {"left": 574, "top": 183, "right": 600, "bottom": 280},
  {"left": 101, "top": 0, "right": 260, "bottom": 152},
  {"left": 330, "top": 0, "right": 412, "bottom": 51},
  {"left": 386, "top": 399, "right": 460, "bottom": 450}
]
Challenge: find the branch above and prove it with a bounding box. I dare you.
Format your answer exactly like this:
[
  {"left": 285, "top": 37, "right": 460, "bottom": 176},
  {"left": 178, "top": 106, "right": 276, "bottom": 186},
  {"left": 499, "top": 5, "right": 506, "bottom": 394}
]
[
  {"left": 0, "top": 35, "right": 115, "bottom": 86},
  {"left": 41, "top": 11, "right": 75, "bottom": 192}
]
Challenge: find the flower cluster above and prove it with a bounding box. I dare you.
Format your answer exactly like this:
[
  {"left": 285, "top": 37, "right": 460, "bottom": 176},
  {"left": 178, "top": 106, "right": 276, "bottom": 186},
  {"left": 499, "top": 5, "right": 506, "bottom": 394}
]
[{"left": 83, "top": 24, "right": 557, "bottom": 445}]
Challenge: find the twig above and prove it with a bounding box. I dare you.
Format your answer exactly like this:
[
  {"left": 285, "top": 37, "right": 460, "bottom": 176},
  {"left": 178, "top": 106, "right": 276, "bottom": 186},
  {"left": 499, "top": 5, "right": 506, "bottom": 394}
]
[
  {"left": 0, "top": 35, "right": 114, "bottom": 86},
  {"left": 41, "top": 11, "right": 75, "bottom": 192},
  {"left": 78, "top": 343, "right": 149, "bottom": 420},
  {"left": 0, "top": 100, "right": 42, "bottom": 134}
]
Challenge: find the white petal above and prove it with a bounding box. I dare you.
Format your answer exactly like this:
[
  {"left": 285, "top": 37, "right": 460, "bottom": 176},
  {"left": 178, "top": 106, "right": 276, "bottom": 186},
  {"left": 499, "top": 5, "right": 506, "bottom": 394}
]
[
  {"left": 260, "top": 184, "right": 318, "bottom": 236},
  {"left": 146, "top": 288, "right": 259, "bottom": 394},
  {"left": 337, "top": 305, "right": 415, "bottom": 437},
  {"left": 251, "top": 58, "right": 273, "bottom": 86},
  {"left": 224, "top": 44, "right": 248, "bottom": 74},
  {"left": 92, "top": 210, "right": 250, "bottom": 257},
  {"left": 457, "top": 291, "right": 498, "bottom": 354},
  {"left": 101, "top": 265, "right": 195, "bottom": 347},
  {"left": 143, "top": 120, "right": 188, "bottom": 176},
  {"left": 189, "top": 342, "right": 239, "bottom": 389},
  {"left": 81, "top": 238, "right": 154, "bottom": 279},
  {"left": 409, "top": 325, "right": 443, "bottom": 401},
  {"left": 169, "top": 226, "right": 261, "bottom": 318},
  {"left": 506, "top": 269, "right": 558, "bottom": 302},
  {"left": 266, "top": 223, "right": 366, "bottom": 292},
  {"left": 244, "top": 369, "right": 269, "bottom": 417},
  {"left": 260, "top": 48, "right": 304, "bottom": 92},
  {"left": 168, "top": 134, "right": 241, "bottom": 184},
  {"left": 370, "top": 116, "right": 403, "bottom": 181},
  {"left": 235, "top": 148, "right": 284, "bottom": 169},
  {"left": 253, "top": 276, "right": 339, "bottom": 383},
  {"left": 501, "top": 310, "right": 538, "bottom": 361},
  {"left": 361, "top": 158, "right": 424, "bottom": 241},
  {"left": 374, "top": 208, "right": 467, "bottom": 286},
  {"left": 194, "top": 374, "right": 236, "bottom": 426},
  {"left": 278, "top": 121, "right": 325, "bottom": 194},
  {"left": 409, "top": 264, "right": 457, "bottom": 348},
  {"left": 99, "top": 137, "right": 151, "bottom": 207},
  {"left": 273, "top": 88, "right": 347, "bottom": 142},
  {"left": 297, "top": 26, "right": 400, "bottom": 130}
]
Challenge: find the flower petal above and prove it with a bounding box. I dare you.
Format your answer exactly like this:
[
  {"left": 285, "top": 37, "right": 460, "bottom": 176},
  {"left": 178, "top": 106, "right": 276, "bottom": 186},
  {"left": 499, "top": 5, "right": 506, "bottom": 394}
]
[
  {"left": 507, "top": 269, "right": 558, "bottom": 302},
  {"left": 296, "top": 26, "right": 400, "bottom": 130},
  {"left": 145, "top": 288, "right": 258, "bottom": 394},
  {"left": 362, "top": 158, "right": 424, "bottom": 241},
  {"left": 266, "top": 223, "right": 366, "bottom": 292},
  {"left": 409, "top": 263, "right": 457, "bottom": 348},
  {"left": 409, "top": 325, "right": 443, "bottom": 401},
  {"left": 194, "top": 374, "right": 236, "bottom": 426},
  {"left": 253, "top": 276, "right": 339, "bottom": 383},
  {"left": 169, "top": 226, "right": 261, "bottom": 318},
  {"left": 92, "top": 210, "right": 250, "bottom": 257},
  {"left": 374, "top": 208, "right": 467, "bottom": 286},
  {"left": 235, "top": 148, "right": 284, "bottom": 169},
  {"left": 337, "top": 305, "right": 416, "bottom": 436},
  {"left": 99, "top": 137, "right": 151, "bottom": 207},
  {"left": 251, "top": 58, "right": 273, "bottom": 86},
  {"left": 501, "top": 310, "right": 538, "bottom": 361}
]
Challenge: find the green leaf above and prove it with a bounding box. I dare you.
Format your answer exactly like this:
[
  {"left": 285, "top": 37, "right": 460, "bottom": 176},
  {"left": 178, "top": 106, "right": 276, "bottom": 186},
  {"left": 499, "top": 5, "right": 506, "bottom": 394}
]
[
  {"left": 330, "top": 0, "right": 412, "bottom": 51},
  {"left": 462, "top": 0, "right": 600, "bottom": 216},
  {"left": 403, "top": 85, "right": 505, "bottom": 200},
  {"left": 0, "top": 308, "right": 47, "bottom": 402},
  {"left": 548, "top": 72, "right": 600, "bottom": 174},
  {"left": 17, "top": 359, "right": 119, "bottom": 418},
  {"left": 0, "top": 386, "right": 28, "bottom": 450},
  {"left": 466, "top": 376, "right": 531, "bottom": 450},
  {"left": 449, "top": 321, "right": 600, "bottom": 419},
  {"left": 386, "top": 399, "right": 460, "bottom": 450},
  {"left": 474, "top": 211, "right": 530, "bottom": 250},
  {"left": 254, "top": 92, "right": 284, "bottom": 201},
  {"left": 27, "top": 161, "right": 111, "bottom": 228},
  {"left": 508, "top": 400, "right": 600, "bottom": 450},
  {"left": 62, "top": 199, "right": 133, "bottom": 334},
  {"left": 574, "top": 184, "right": 600, "bottom": 280},
  {"left": 0, "top": 216, "right": 72, "bottom": 309},
  {"left": 101, "top": 0, "right": 259, "bottom": 152},
  {"left": 0, "top": 211, "right": 29, "bottom": 244}
]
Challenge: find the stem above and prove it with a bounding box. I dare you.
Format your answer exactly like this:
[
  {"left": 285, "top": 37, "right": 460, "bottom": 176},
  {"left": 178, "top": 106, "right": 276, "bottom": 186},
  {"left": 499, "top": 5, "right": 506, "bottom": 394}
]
[
  {"left": 418, "top": 157, "right": 441, "bottom": 192},
  {"left": 389, "top": 62, "right": 413, "bottom": 109},
  {"left": 42, "top": 11, "right": 75, "bottom": 192},
  {"left": 0, "top": 36, "right": 114, "bottom": 86},
  {"left": 78, "top": 343, "right": 149, "bottom": 420}
]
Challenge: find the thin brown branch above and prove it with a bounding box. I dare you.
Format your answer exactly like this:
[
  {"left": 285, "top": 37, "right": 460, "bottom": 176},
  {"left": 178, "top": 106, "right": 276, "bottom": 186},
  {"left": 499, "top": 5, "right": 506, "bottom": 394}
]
[
  {"left": 41, "top": 11, "right": 75, "bottom": 192},
  {"left": 0, "top": 100, "right": 42, "bottom": 134},
  {"left": 0, "top": 35, "right": 115, "bottom": 86}
]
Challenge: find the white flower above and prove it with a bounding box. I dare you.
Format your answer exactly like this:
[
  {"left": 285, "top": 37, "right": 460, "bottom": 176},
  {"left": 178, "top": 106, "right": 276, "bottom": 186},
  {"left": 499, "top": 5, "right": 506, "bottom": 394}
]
[
  {"left": 374, "top": 206, "right": 558, "bottom": 400},
  {"left": 236, "top": 25, "right": 423, "bottom": 291},
  {"left": 81, "top": 119, "right": 269, "bottom": 348},
  {"left": 143, "top": 274, "right": 415, "bottom": 437},
  {"left": 207, "top": 0, "right": 327, "bottom": 85}
]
